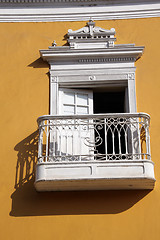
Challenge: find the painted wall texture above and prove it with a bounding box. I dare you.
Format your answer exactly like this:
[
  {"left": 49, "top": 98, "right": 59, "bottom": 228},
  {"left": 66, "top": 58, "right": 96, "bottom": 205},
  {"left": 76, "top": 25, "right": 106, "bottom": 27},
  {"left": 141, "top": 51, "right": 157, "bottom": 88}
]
[{"left": 0, "top": 18, "right": 160, "bottom": 240}]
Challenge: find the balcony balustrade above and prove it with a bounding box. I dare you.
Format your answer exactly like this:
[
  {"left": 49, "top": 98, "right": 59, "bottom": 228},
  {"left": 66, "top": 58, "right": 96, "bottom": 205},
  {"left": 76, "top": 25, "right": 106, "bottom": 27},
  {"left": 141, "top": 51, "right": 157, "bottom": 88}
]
[{"left": 35, "top": 113, "right": 155, "bottom": 191}]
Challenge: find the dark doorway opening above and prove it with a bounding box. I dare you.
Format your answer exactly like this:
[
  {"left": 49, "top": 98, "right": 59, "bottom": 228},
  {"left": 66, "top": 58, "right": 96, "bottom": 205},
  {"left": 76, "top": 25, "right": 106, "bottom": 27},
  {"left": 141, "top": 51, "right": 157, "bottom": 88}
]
[
  {"left": 93, "top": 90, "right": 126, "bottom": 157},
  {"left": 93, "top": 91, "right": 125, "bottom": 114}
]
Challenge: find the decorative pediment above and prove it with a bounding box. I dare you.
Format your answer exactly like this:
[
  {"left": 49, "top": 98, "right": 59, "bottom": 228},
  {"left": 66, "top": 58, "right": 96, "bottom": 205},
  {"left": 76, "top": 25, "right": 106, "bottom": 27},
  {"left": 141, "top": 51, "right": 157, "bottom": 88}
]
[
  {"left": 68, "top": 19, "right": 116, "bottom": 48},
  {"left": 40, "top": 20, "right": 144, "bottom": 62}
]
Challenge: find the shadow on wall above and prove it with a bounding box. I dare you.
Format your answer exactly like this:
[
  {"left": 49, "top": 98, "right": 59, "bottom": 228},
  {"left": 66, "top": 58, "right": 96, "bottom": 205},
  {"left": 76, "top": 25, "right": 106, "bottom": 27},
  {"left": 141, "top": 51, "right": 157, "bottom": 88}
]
[
  {"left": 10, "top": 131, "right": 151, "bottom": 217},
  {"left": 28, "top": 57, "right": 49, "bottom": 68}
]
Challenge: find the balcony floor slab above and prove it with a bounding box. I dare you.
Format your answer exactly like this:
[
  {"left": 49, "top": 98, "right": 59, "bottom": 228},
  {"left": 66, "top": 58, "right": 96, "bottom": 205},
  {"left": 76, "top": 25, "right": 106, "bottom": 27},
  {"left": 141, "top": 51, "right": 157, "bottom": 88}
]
[
  {"left": 35, "top": 178, "right": 155, "bottom": 191},
  {"left": 35, "top": 160, "right": 155, "bottom": 191}
]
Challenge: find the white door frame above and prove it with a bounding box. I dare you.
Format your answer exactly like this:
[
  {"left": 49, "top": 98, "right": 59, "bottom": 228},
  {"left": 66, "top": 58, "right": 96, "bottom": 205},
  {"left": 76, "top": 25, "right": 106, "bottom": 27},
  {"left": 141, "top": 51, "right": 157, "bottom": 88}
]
[{"left": 50, "top": 72, "right": 137, "bottom": 115}]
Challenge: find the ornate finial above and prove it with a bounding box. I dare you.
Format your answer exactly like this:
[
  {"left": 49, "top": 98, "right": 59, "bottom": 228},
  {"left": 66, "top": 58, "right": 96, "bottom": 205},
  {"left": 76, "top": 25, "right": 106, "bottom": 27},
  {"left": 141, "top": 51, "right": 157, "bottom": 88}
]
[
  {"left": 87, "top": 18, "right": 95, "bottom": 27},
  {"left": 89, "top": 17, "right": 93, "bottom": 22},
  {"left": 52, "top": 40, "right": 57, "bottom": 47},
  {"left": 87, "top": 18, "right": 95, "bottom": 37}
]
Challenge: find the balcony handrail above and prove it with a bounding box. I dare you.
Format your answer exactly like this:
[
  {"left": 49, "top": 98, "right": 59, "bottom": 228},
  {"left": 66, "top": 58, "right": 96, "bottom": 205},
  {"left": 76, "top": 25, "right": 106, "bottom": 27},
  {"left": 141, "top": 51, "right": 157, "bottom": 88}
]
[{"left": 37, "top": 112, "right": 150, "bottom": 124}]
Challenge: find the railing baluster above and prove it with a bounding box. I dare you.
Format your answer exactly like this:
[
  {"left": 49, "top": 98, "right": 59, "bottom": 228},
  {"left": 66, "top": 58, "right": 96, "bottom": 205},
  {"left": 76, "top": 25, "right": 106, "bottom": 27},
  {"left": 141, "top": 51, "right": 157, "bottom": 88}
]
[
  {"left": 79, "top": 123, "right": 82, "bottom": 161},
  {"left": 70, "top": 123, "right": 73, "bottom": 157},
  {"left": 45, "top": 120, "right": 49, "bottom": 162},
  {"left": 145, "top": 118, "right": 151, "bottom": 159},
  {"left": 118, "top": 130, "right": 121, "bottom": 155},
  {"left": 59, "top": 128, "right": 62, "bottom": 158},
  {"left": 112, "top": 131, "right": 115, "bottom": 155},
  {"left": 137, "top": 117, "right": 142, "bottom": 158},
  {"left": 104, "top": 118, "right": 108, "bottom": 160},
  {"left": 130, "top": 118, "right": 134, "bottom": 157},
  {"left": 125, "top": 130, "right": 128, "bottom": 155},
  {"left": 51, "top": 123, "right": 55, "bottom": 158},
  {"left": 38, "top": 124, "right": 43, "bottom": 162},
  {"left": 66, "top": 129, "right": 68, "bottom": 157}
]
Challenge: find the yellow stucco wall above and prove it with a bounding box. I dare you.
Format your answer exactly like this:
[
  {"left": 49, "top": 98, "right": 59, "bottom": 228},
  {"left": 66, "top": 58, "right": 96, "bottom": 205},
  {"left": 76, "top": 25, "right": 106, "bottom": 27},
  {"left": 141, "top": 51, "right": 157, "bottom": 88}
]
[{"left": 0, "top": 18, "right": 160, "bottom": 240}]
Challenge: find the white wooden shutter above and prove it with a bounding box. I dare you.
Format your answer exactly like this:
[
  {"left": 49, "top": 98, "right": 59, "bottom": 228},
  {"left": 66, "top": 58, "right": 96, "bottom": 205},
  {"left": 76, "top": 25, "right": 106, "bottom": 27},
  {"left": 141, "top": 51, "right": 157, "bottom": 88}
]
[{"left": 57, "top": 88, "right": 94, "bottom": 160}]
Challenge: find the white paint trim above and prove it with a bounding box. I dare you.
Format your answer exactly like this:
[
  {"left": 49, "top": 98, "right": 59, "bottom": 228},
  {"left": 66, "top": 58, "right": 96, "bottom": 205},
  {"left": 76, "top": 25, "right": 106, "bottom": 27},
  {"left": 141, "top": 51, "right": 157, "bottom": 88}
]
[
  {"left": 0, "top": 0, "right": 159, "bottom": 4},
  {"left": 43, "top": 22, "right": 143, "bottom": 115},
  {"left": 0, "top": 0, "right": 157, "bottom": 3},
  {"left": 1, "top": 2, "right": 160, "bottom": 22}
]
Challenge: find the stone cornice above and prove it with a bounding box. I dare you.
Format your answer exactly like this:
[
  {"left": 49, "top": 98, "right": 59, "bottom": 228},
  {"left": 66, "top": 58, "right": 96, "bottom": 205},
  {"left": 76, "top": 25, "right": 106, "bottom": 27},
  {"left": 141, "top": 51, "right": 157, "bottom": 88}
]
[
  {"left": 40, "top": 47, "right": 144, "bottom": 63},
  {"left": 0, "top": 0, "right": 160, "bottom": 22},
  {"left": 0, "top": 0, "right": 159, "bottom": 4},
  {"left": 0, "top": 0, "right": 103, "bottom": 3}
]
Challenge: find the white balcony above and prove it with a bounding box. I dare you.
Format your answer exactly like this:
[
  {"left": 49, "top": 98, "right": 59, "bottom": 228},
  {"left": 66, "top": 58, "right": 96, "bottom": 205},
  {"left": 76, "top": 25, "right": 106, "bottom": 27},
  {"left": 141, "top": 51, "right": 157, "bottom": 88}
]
[{"left": 35, "top": 113, "right": 155, "bottom": 191}]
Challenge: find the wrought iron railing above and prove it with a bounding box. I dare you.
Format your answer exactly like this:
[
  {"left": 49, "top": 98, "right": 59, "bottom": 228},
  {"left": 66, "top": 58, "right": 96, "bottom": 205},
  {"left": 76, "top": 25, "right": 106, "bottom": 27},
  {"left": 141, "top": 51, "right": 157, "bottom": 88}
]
[{"left": 37, "top": 113, "right": 151, "bottom": 163}]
